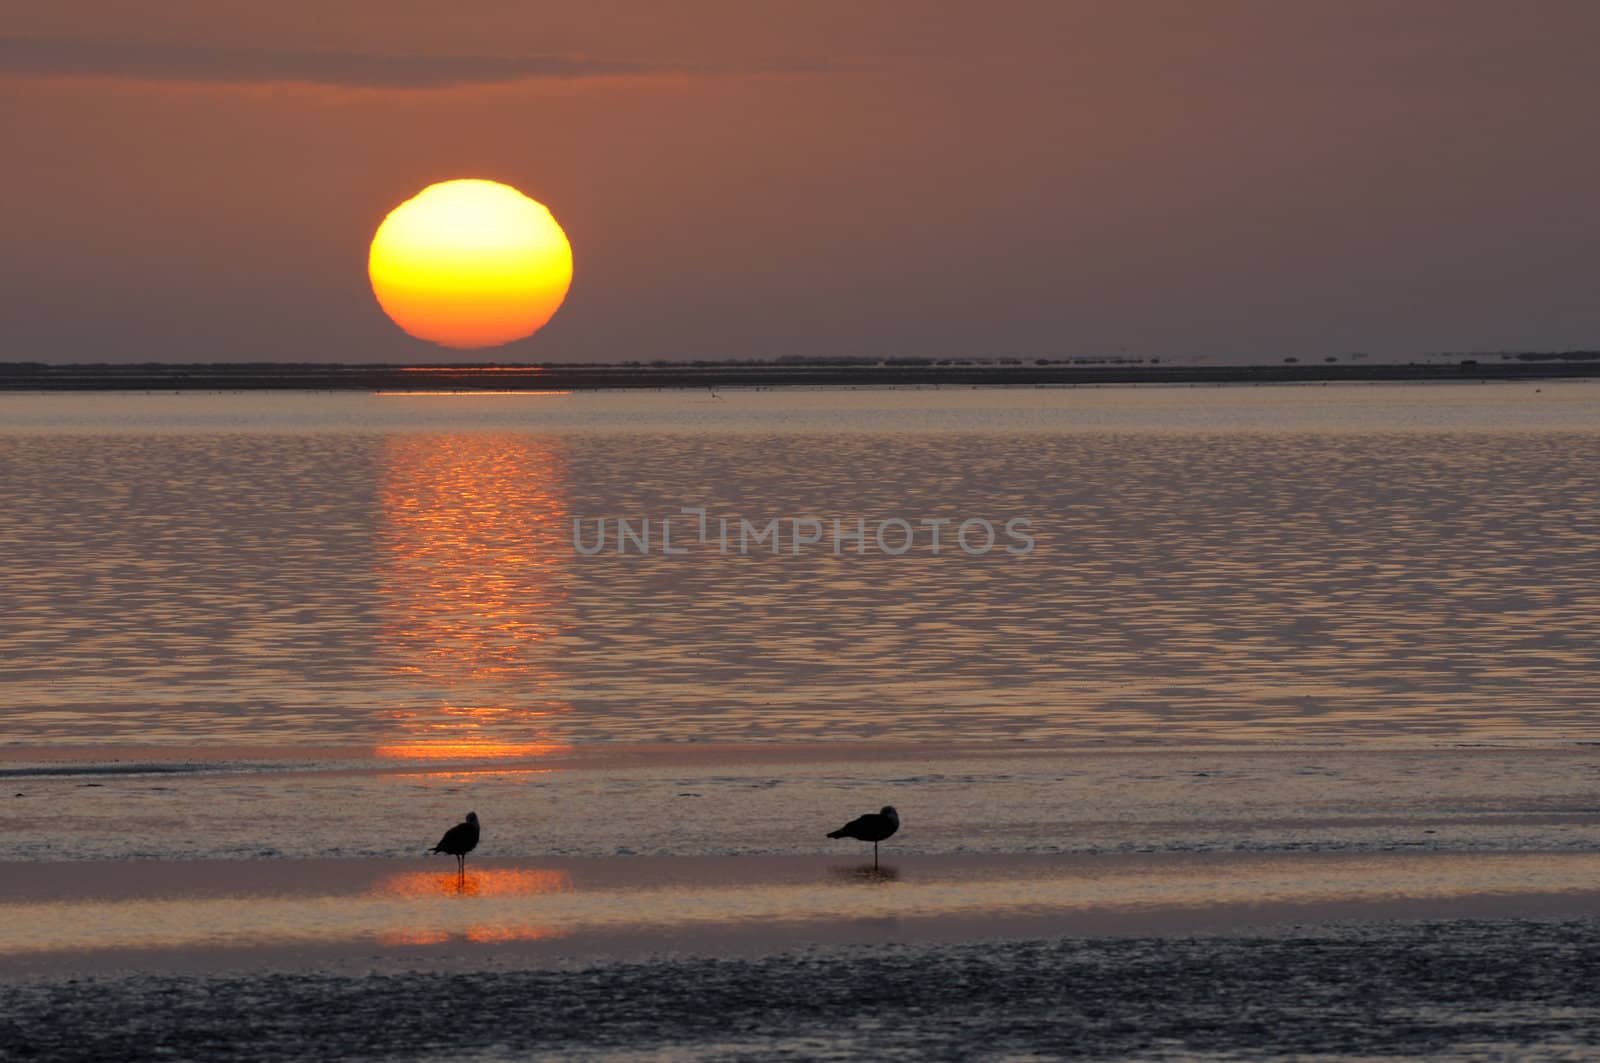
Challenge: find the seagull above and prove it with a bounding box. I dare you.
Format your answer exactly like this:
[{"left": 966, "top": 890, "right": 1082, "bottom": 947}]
[
  {"left": 430, "top": 811, "right": 480, "bottom": 877},
  {"left": 827, "top": 805, "right": 899, "bottom": 868}
]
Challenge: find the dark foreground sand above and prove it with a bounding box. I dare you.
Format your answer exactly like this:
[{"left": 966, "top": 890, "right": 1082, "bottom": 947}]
[
  {"left": 5, "top": 920, "right": 1600, "bottom": 1061},
  {"left": 4, "top": 853, "right": 1600, "bottom": 1059}
]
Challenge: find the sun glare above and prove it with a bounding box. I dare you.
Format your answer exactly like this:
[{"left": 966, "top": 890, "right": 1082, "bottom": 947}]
[{"left": 369, "top": 179, "right": 573, "bottom": 349}]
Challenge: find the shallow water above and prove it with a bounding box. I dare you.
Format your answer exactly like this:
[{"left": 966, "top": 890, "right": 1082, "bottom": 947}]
[
  {"left": 7, "top": 744, "right": 1600, "bottom": 863},
  {"left": 2, "top": 383, "right": 1600, "bottom": 867},
  {"left": 4, "top": 385, "right": 1600, "bottom": 1058},
  {"left": 6, "top": 849, "right": 1600, "bottom": 961},
  {"left": 2, "top": 383, "right": 1598, "bottom": 753}
]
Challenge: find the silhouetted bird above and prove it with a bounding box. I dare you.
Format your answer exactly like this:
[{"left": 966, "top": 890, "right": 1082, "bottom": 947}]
[
  {"left": 827, "top": 805, "right": 899, "bottom": 868},
  {"left": 430, "top": 811, "right": 480, "bottom": 876}
]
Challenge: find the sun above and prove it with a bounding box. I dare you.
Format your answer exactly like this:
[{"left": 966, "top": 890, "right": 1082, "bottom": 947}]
[{"left": 368, "top": 179, "right": 573, "bottom": 350}]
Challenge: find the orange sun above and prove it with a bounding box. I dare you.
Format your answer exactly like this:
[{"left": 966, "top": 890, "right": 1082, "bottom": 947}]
[{"left": 369, "top": 179, "right": 573, "bottom": 349}]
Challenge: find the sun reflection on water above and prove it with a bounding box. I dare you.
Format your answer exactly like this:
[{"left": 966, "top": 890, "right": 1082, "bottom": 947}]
[
  {"left": 369, "top": 867, "right": 571, "bottom": 946},
  {"left": 375, "top": 737, "right": 570, "bottom": 761},
  {"left": 462, "top": 925, "right": 563, "bottom": 943},
  {"left": 374, "top": 867, "right": 571, "bottom": 899},
  {"left": 376, "top": 434, "right": 572, "bottom": 756}
]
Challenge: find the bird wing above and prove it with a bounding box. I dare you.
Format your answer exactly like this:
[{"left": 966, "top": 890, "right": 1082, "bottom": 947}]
[
  {"left": 434, "top": 822, "right": 470, "bottom": 852},
  {"left": 836, "top": 814, "right": 876, "bottom": 837}
]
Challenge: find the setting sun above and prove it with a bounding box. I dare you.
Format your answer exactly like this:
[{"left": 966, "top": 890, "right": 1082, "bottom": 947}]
[{"left": 368, "top": 179, "right": 573, "bottom": 349}]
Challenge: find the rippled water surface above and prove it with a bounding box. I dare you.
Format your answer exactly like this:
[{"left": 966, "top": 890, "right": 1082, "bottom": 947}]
[
  {"left": 2, "top": 383, "right": 1598, "bottom": 751},
  {"left": 5, "top": 384, "right": 1600, "bottom": 1060}
]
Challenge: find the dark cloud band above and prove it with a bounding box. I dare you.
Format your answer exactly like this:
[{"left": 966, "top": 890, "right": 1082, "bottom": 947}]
[{"left": 0, "top": 34, "right": 669, "bottom": 88}]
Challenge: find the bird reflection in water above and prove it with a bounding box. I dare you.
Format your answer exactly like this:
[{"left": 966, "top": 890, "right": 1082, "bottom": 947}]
[
  {"left": 374, "top": 867, "right": 570, "bottom": 900},
  {"left": 374, "top": 923, "right": 563, "bottom": 946},
  {"left": 370, "top": 868, "right": 571, "bottom": 947},
  {"left": 830, "top": 864, "right": 901, "bottom": 884}
]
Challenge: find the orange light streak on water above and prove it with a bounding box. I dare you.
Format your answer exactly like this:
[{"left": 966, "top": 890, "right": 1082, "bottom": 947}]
[
  {"left": 374, "top": 868, "right": 570, "bottom": 899},
  {"left": 374, "top": 740, "right": 571, "bottom": 761},
  {"left": 376, "top": 434, "right": 572, "bottom": 752},
  {"left": 9, "top": 853, "right": 1600, "bottom": 960}
]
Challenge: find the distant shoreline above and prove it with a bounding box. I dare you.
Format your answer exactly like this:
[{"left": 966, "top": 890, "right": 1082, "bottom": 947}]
[{"left": 3, "top": 356, "right": 1599, "bottom": 392}]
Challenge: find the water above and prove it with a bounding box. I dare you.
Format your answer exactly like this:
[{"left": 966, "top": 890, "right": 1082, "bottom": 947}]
[
  {"left": 2, "top": 383, "right": 1600, "bottom": 861},
  {"left": 2, "top": 383, "right": 1598, "bottom": 754},
  {"left": 5, "top": 383, "right": 1600, "bottom": 1058}
]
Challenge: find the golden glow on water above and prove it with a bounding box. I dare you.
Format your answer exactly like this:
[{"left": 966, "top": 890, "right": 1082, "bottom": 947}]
[
  {"left": 375, "top": 928, "right": 454, "bottom": 947},
  {"left": 375, "top": 740, "right": 570, "bottom": 761},
  {"left": 375, "top": 868, "right": 570, "bottom": 899},
  {"left": 4, "top": 393, "right": 1600, "bottom": 750},
  {"left": 6, "top": 852, "right": 1600, "bottom": 958},
  {"left": 368, "top": 180, "right": 573, "bottom": 350},
  {"left": 376, "top": 435, "right": 571, "bottom": 756},
  {"left": 462, "top": 924, "right": 562, "bottom": 943}
]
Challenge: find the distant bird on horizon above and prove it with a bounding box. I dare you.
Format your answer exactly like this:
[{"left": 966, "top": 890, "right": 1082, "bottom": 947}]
[
  {"left": 430, "top": 811, "right": 480, "bottom": 876},
  {"left": 827, "top": 805, "right": 899, "bottom": 868}
]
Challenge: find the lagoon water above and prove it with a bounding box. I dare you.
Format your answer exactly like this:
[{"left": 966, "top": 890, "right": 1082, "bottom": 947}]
[
  {"left": 5, "top": 383, "right": 1600, "bottom": 1058},
  {"left": 2, "top": 382, "right": 1598, "bottom": 755},
  {"left": 0, "top": 381, "right": 1597, "bottom": 866},
  {"left": 2, "top": 383, "right": 1600, "bottom": 869}
]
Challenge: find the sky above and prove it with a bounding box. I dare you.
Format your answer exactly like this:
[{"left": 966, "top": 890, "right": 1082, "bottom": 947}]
[{"left": 2, "top": 1, "right": 1598, "bottom": 364}]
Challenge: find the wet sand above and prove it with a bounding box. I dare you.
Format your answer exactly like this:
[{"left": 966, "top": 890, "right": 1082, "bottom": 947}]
[
  {"left": 6, "top": 917, "right": 1600, "bottom": 1060},
  {"left": 8, "top": 741, "right": 1600, "bottom": 1056},
  {"left": 5, "top": 849, "right": 1600, "bottom": 978},
  {"left": 5, "top": 851, "right": 1600, "bottom": 1058},
  {"left": 5, "top": 386, "right": 1599, "bottom": 1056}
]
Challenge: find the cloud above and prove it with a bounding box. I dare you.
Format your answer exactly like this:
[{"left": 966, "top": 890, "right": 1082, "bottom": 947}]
[{"left": 0, "top": 33, "right": 680, "bottom": 89}]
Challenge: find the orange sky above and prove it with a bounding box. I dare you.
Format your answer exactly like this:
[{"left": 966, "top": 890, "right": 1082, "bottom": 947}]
[{"left": 1, "top": 1, "right": 1597, "bottom": 363}]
